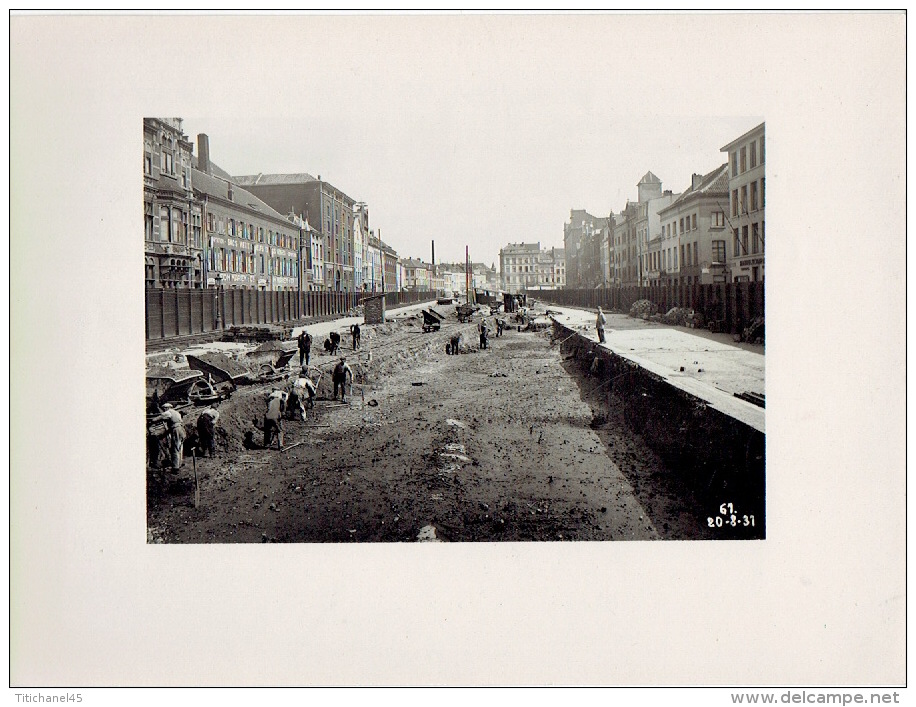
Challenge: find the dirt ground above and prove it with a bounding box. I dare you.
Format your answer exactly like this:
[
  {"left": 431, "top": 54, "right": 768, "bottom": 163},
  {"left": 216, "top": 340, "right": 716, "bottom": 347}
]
[{"left": 147, "top": 308, "right": 719, "bottom": 543}]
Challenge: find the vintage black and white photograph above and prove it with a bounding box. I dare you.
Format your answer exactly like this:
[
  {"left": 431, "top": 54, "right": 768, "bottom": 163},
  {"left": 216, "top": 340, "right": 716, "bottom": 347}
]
[
  {"left": 11, "top": 11, "right": 904, "bottom": 692},
  {"left": 144, "top": 115, "right": 766, "bottom": 544}
]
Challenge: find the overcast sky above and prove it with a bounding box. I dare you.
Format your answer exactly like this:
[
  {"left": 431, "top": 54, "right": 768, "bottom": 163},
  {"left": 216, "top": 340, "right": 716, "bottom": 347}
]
[{"left": 161, "top": 15, "right": 762, "bottom": 268}]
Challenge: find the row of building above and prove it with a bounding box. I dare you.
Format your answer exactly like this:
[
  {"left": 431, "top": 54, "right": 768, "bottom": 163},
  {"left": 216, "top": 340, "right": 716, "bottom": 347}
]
[
  {"left": 563, "top": 122, "right": 766, "bottom": 288},
  {"left": 144, "top": 117, "right": 485, "bottom": 294}
]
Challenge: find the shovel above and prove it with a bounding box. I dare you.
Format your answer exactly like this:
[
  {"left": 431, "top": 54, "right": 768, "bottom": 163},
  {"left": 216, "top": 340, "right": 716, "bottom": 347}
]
[{"left": 192, "top": 449, "right": 200, "bottom": 508}]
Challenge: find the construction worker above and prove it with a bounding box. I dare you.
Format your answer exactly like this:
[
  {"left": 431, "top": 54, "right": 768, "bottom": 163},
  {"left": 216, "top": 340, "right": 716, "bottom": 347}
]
[
  {"left": 298, "top": 329, "right": 312, "bottom": 367},
  {"left": 332, "top": 357, "right": 353, "bottom": 402},
  {"left": 155, "top": 403, "right": 185, "bottom": 471},
  {"left": 448, "top": 333, "right": 461, "bottom": 355},
  {"left": 478, "top": 318, "right": 490, "bottom": 350},
  {"left": 496, "top": 318, "right": 504, "bottom": 337},
  {"left": 295, "top": 367, "right": 318, "bottom": 411},
  {"left": 264, "top": 389, "right": 287, "bottom": 450},
  {"left": 196, "top": 404, "right": 220, "bottom": 458},
  {"left": 596, "top": 306, "right": 607, "bottom": 344},
  {"left": 350, "top": 323, "right": 361, "bottom": 350}
]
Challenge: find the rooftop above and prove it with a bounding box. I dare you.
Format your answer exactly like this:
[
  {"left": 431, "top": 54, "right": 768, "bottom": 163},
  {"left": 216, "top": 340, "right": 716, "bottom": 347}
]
[
  {"left": 191, "top": 168, "right": 290, "bottom": 223},
  {"left": 232, "top": 173, "right": 319, "bottom": 187}
]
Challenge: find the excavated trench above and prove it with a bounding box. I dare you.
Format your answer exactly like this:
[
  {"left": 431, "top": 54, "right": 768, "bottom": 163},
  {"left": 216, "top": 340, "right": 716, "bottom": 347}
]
[{"left": 553, "top": 321, "right": 766, "bottom": 540}]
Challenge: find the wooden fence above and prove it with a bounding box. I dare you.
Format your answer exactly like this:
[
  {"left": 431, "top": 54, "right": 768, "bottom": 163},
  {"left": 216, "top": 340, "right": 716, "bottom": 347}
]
[
  {"left": 526, "top": 282, "right": 764, "bottom": 335},
  {"left": 145, "top": 288, "right": 431, "bottom": 341}
]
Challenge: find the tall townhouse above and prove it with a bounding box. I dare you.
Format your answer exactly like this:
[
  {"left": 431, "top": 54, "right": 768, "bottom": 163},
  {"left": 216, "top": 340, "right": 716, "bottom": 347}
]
[
  {"left": 655, "top": 165, "right": 730, "bottom": 286},
  {"left": 353, "top": 202, "right": 369, "bottom": 291},
  {"left": 721, "top": 123, "right": 765, "bottom": 282},
  {"left": 366, "top": 233, "right": 383, "bottom": 293},
  {"left": 143, "top": 118, "right": 204, "bottom": 289}
]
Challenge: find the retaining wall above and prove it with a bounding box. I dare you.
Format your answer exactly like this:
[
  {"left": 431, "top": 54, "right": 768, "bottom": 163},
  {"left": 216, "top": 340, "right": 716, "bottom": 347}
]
[{"left": 554, "top": 320, "right": 766, "bottom": 538}]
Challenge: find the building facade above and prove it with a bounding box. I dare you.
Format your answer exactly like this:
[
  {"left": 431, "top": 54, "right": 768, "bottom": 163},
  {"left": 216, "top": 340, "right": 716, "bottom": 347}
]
[
  {"left": 143, "top": 118, "right": 203, "bottom": 289},
  {"left": 194, "top": 136, "right": 299, "bottom": 291},
  {"left": 365, "top": 233, "right": 383, "bottom": 293},
  {"left": 721, "top": 122, "right": 765, "bottom": 282},
  {"left": 400, "top": 257, "right": 432, "bottom": 291},
  {"left": 655, "top": 165, "right": 730, "bottom": 286},
  {"left": 500, "top": 243, "right": 565, "bottom": 292},
  {"left": 608, "top": 172, "right": 679, "bottom": 287},
  {"left": 563, "top": 209, "right": 608, "bottom": 289},
  {"left": 232, "top": 173, "right": 358, "bottom": 291}
]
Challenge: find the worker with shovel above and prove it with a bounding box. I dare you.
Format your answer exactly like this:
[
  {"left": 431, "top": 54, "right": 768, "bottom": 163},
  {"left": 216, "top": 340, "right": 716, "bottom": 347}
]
[
  {"left": 196, "top": 404, "right": 220, "bottom": 458},
  {"left": 154, "top": 403, "right": 186, "bottom": 472},
  {"left": 263, "top": 389, "right": 287, "bottom": 450},
  {"left": 332, "top": 357, "right": 354, "bottom": 403}
]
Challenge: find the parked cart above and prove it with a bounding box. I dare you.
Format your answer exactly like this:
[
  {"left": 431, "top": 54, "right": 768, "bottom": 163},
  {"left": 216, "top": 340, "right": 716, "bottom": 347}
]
[{"left": 422, "top": 308, "right": 445, "bottom": 332}]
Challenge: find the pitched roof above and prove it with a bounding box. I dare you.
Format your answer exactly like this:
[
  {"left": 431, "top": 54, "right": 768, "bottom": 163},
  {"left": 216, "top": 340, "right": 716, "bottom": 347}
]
[
  {"left": 191, "top": 168, "right": 290, "bottom": 222},
  {"left": 663, "top": 164, "right": 729, "bottom": 211},
  {"left": 232, "top": 173, "right": 318, "bottom": 187},
  {"left": 638, "top": 170, "right": 662, "bottom": 185}
]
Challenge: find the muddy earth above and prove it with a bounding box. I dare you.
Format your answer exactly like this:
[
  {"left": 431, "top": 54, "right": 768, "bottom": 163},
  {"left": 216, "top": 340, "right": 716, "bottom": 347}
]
[{"left": 147, "top": 311, "right": 726, "bottom": 543}]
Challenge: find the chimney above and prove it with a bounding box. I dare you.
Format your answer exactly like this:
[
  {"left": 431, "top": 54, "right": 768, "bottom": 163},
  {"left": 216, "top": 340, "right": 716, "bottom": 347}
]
[
  {"left": 197, "top": 134, "right": 210, "bottom": 175},
  {"left": 691, "top": 173, "right": 703, "bottom": 190}
]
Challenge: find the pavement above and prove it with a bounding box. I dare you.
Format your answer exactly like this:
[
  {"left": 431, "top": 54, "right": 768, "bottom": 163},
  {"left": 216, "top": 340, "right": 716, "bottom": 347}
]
[{"left": 548, "top": 305, "right": 766, "bottom": 434}]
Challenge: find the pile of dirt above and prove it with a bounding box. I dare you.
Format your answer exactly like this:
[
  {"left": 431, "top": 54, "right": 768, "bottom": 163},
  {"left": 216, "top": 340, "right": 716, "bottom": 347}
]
[
  {"left": 662, "top": 307, "right": 693, "bottom": 326},
  {"left": 628, "top": 299, "right": 658, "bottom": 319},
  {"left": 190, "top": 352, "right": 253, "bottom": 378}
]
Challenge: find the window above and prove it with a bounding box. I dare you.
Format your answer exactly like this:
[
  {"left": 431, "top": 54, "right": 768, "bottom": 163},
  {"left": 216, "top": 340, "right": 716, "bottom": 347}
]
[
  {"left": 750, "top": 181, "right": 758, "bottom": 211},
  {"left": 760, "top": 138, "right": 765, "bottom": 164},
  {"left": 679, "top": 217, "right": 684, "bottom": 233},
  {"left": 731, "top": 151, "right": 738, "bottom": 177},
  {"left": 712, "top": 240, "right": 726, "bottom": 263},
  {"left": 760, "top": 178, "right": 765, "bottom": 208},
  {"left": 740, "top": 146, "right": 747, "bottom": 173},
  {"left": 692, "top": 213, "right": 697, "bottom": 230},
  {"left": 144, "top": 151, "right": 152, "bottom": 175},
  {"left": 680, "top": 244, "right": 685, "bottom": 267},
  {"left": 733, "top": 228, "right": 740, "bottom": 257},
  {"left": 161, "top": 150, "right": 174, "bottom": 175},
  {"left": 749, "top": 140, "right": 757, "bottom": 169},
  {"left": 740, "top": 185, "right": 748, "bottom": 214},
  {"left": 159, "top": 207, "right": 170, "bottom": 242},
  {"left": 693, "top": 242, "right": 698, "bottom": 265},
  {"left": 732, "top": 189, "right": 739, "bottom": 217},
  {"left": 144, "top": 203, "right": 153, "bottom": 241},
  {"left": 752, "top": 223, "right": 760, "bottom": 254},
  {"left": 742, "top": 225, "right": 749, "bottom": 255},
  {"left": 761, "top": 221, "right": 765, "bottom": 252}
]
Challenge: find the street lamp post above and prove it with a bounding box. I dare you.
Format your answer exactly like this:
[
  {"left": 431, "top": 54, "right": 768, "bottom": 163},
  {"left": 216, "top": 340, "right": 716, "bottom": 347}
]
[{"left": 214, "top": 273, "right": 223, "bottom": 330}]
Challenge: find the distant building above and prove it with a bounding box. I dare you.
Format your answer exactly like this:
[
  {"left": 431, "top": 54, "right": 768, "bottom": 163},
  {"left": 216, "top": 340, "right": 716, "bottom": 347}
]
[
  {"left": 656, "top": 164, "right": 730, "bottom": 286},
  {"left": 499, "top": 243, "right": 565, "bottom": 292},
  {"left": 721, "top": 122, "right": 765, "bottom": 282},
  {"left": 379, "top": 239, "right": 399, "bottom": 292},
  {"left": 400, "top": 257, "right": 433, "bottom": 291},
  {"left": 143, "top": 118, "right": 203, "bottom": 289},
  {"left": 610, "top": 172, "right": 679, "bottom": 287},
  {"left": 365, "top": 232, "right": 383, "bottom": 293},
  {"left": 353, "top": 202, "right": 369, "bottom": 291},
  {"left": 563, "top": 210, "right": 608, "bottom": 288},
  {"left": 232, "top": 173, "right": 358, "bottom": 291}
]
